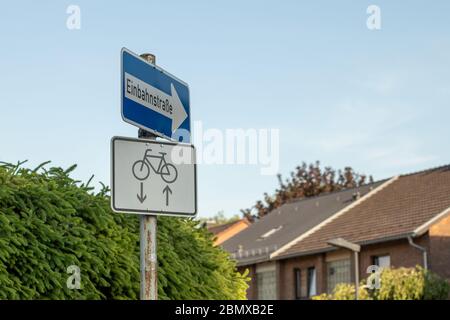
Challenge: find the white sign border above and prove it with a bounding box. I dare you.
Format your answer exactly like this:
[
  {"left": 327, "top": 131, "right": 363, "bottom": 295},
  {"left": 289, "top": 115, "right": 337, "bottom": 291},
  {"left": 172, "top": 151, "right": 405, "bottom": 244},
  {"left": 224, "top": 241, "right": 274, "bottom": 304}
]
[{"left": 110, "top": 136, "right": 197, "bottom": 217}]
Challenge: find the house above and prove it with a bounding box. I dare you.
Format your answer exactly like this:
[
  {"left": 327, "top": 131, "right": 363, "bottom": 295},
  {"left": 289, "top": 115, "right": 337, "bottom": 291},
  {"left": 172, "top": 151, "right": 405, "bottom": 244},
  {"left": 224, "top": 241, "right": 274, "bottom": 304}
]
[
  {"left": 223, "top": 165, "right": 450, "bottom": 300},
  {"left": 221, "top": 181, "right": 384, "bottom": 298},
  {"left": 207, "top": 218, "right": 251, "bottom": 246}
]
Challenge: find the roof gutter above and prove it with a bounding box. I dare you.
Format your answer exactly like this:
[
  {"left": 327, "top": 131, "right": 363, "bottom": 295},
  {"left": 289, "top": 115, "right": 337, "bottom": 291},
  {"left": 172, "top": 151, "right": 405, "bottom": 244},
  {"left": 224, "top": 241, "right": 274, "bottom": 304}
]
[
  {"left": 235, "top": 254, "right": 271, "bottom": 267},
  {"left": 271, "top": 232, "right": 412, "bottom": 261},
  {"left": 407, "top": 236, "right": 428, "bottom": 270}
]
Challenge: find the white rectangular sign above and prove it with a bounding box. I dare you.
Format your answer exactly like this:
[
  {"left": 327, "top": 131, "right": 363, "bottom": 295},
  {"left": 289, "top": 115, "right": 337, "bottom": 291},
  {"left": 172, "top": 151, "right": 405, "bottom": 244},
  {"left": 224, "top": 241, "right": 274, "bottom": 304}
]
[{"left": 111, "top": 136, "right": 197, "bottom": 216}]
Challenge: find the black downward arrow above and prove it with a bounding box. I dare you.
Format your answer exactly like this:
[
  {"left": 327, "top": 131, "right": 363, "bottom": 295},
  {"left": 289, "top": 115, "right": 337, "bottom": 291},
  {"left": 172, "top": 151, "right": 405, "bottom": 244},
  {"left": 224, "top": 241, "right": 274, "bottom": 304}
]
[
  {"left": 137, "top": 182, "right": 147, "bottom": 203},
  {"left": 163, "top": 185, "right": 172, "bottom": 206}
]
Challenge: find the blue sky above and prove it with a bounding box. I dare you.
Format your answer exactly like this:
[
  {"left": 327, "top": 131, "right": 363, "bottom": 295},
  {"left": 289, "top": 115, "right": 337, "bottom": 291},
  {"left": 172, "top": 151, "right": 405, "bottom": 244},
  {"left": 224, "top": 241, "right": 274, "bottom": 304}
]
[{"left": 1, "top": 1, "right": 449, "bottom": 218}]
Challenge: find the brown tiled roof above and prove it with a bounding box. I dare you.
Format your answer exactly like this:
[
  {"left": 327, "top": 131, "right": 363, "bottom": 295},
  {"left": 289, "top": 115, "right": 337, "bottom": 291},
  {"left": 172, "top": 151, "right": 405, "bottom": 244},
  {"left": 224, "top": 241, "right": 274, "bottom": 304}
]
[
  {"left": 222, "top": 182, "right": 383, "bottom": 266},
  {"left": 208, "top": 219, "right": 247, "bottom": 235},
  {"left": 275, "top": 165, "right": 450, "bottom": 259}
]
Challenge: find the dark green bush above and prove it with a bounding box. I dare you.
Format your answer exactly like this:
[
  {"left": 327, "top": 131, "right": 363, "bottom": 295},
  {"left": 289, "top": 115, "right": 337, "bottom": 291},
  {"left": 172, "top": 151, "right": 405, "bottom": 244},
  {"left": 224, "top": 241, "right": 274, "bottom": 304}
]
[{"left": 0, "top": 162, "right": 248, "bottom": 299}]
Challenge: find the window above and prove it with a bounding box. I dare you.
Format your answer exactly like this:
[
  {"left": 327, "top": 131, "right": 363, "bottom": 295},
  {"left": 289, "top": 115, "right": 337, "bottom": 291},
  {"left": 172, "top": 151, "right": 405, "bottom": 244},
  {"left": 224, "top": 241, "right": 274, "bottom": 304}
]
[
  {"left": 294, "top": 268, "right": 301, "bottom": 299},
  {"left": 257, "top": 270, "right": 277, "bottom": 300},
  {"left": 326, "top": 259, "right": 351, "bottom": 294},
  {"left": 373, "top": 255, "right": 390, "bottom": 268},
  {"left": 307, "top": 267, "right": 317, "bottom": 297}
]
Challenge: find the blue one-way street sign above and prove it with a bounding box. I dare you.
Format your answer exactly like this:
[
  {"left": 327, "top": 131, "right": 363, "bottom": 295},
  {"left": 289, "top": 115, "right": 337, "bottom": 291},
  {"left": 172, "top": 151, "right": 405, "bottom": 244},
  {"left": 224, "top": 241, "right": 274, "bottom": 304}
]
[{"left": 121, "top": 48, "right": 191, "bottom": 142}]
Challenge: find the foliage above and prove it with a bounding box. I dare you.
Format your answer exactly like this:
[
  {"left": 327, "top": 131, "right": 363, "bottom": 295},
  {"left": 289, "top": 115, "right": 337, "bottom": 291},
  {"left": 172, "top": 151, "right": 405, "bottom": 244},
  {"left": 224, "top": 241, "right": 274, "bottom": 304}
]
[
  {"left": 312, "top": 283, "right": 370, "bottom": 300},
  {"left": 373, "top": 266, "right": 449, "bottom": 300},
  {"left": 197, "top": 211, "right": 241, "bottom": 226},
  {"left": 241, "top": 161, "right": 373, "bottom": 219},
  {"left": 0, "top": 161, "right": 248, "bottom": 299},
  {"left": 312, "top": 266, "right": 449, "bottom": 300},
  {"left": 157, "top": 216, "right": 248, "bottom": 300}
]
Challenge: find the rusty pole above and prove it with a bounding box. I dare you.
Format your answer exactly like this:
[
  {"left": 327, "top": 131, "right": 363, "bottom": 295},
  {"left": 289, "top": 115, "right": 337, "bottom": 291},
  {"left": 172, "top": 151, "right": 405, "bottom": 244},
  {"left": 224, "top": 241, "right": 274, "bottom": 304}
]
[{"left": 139, "top": 53, "right": 158, "bottom": 300}]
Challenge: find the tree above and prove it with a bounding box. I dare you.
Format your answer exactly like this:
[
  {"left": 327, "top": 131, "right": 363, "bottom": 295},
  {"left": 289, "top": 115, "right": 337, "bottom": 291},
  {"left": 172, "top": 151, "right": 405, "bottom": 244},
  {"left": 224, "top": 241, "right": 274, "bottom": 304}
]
[
  {"left": 0, "top": 161, "right": 248, "bottom": 299},
  {"left": 242, "top": 161, "right": 373, "bottom": 220},
  {"left": 197, "top": 211, "right": 241, "bottom": 226}
]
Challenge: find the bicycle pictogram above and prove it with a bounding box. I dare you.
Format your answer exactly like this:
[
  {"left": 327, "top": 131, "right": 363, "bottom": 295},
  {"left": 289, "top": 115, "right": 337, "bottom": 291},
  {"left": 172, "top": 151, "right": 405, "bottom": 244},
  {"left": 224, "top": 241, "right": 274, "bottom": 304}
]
[{"left": 132, "top": 149, "right": 178, "bottom": 184}]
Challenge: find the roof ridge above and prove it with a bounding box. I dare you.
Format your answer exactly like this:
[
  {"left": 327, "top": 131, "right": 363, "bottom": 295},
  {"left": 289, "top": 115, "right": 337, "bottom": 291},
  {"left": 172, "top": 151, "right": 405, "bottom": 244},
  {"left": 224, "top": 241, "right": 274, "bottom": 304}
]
[
  {"left": 270, "top": 175, "right": 400, "bottom": 259},
  {"left": 277, "top": 179, "right": 388, "bottom": 207},
  {"left": 399, "top": 163, "right": 450, "bottom": 178},
  {"left": 277, "top": 163, "right": 450, "bottom": 208}
]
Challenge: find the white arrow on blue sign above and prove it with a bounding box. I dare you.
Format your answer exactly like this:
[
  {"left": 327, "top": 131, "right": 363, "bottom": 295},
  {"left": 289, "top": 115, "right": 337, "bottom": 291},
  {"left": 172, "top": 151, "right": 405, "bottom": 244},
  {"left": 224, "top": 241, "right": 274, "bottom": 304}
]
[{"left": 121, "top": 48, "right": 191, "bottom": 142}]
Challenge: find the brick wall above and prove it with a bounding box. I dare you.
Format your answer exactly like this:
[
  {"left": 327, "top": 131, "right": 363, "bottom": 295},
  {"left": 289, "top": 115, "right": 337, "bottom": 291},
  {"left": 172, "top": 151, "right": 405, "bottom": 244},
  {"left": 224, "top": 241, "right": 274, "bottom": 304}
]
[
  {"left": 241, "top": 230, "right": 450, "bottom": 300},
  {"left": 429, "top": 213, "right": 450, "bottom": 279},
  {"left": 276, "top": 237, "right": 428, "bottom": 299},
  {"left": 277, "top": 254, "right": 326, "bottom": 299},
  {"left": 358, "top": 236, "right": 428, "bottom": 280}
]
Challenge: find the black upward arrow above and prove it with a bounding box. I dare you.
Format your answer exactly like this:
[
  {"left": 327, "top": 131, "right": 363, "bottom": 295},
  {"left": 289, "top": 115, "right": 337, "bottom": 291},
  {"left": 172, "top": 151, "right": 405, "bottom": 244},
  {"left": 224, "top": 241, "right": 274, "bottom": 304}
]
[
  {"left": 137, "top": 182, "right": 147, "bottom": 203},
  {"left": 163, "top": 185, "right": 172, "bottom": 206}
]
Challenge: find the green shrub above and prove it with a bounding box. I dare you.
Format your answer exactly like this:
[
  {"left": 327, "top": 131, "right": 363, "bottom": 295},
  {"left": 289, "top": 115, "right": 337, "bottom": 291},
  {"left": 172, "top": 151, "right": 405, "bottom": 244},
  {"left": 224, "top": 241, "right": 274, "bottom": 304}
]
[
  {"left": 0, "top": 162, "right": 248, "bottom": 299},
  {"left": 312, "top": 266, "right": 449, "bottom": 300},
  {"left": 312, "top": 283, "right": 370, "bottom": 300},
  {"left": 373, "top": 266, "right": 449, "bottom": 300}
]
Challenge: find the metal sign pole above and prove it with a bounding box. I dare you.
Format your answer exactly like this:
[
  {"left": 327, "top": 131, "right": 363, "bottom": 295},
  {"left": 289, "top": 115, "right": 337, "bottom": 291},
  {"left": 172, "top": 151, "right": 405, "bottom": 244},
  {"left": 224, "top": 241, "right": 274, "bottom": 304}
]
[{"left": 139, "top": 53, "right": 158, "bottom": 300}]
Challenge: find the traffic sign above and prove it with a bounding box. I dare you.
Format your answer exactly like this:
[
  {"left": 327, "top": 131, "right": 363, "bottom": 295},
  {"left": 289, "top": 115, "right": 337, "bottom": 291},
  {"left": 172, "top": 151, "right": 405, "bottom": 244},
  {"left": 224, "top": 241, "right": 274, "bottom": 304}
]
[
  {"left": 111, "top": 136, "right": 197, "bottom": 216},
  {"left": 121, "top": 48, "right": 191, "bottom": 142}
]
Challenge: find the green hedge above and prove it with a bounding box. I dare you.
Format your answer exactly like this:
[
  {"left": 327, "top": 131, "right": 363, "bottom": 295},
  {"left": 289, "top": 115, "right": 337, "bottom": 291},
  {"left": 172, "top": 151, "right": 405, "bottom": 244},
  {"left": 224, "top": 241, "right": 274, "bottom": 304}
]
[
  {"left": 313, "top": 266, "right": 450, "bottom": 300},
  {"left": 0, "top": 162, "right": 248, "bottom": 299}
]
